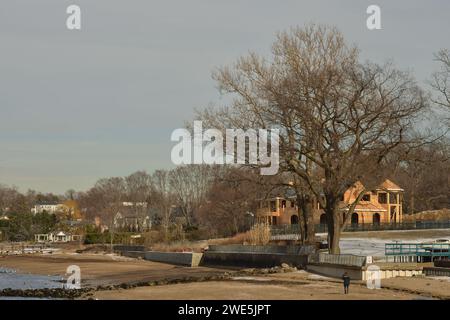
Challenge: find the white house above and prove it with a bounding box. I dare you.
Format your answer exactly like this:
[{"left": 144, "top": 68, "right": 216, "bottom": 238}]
[{"left": 31, "top": 203, "right": 67, "bottom": 215}]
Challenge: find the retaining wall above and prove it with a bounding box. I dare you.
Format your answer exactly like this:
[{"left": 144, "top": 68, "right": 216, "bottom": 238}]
[
  {"left": 434, "top": 260, "right": 450, "bottom": 268},
  {"left": 121, "top": 250, "right": 145, "bottom": 259},
  {"left": 113, "top": 245, "right": 145, "bottom": 252},
  {"left": 207, "top": 245, "right": 315, "bottom": 255},
  {"left": 201, "top": 251, "right": 308, "bottom": 268},
  {"left": 424, "top": 266, "right": 450, "bottom": 277},
  {"left": 307, "top": 263, "right": 363, "bottom": 280},
  {"left": 143, "top": 251, "right": 204, "bottom": 267}
]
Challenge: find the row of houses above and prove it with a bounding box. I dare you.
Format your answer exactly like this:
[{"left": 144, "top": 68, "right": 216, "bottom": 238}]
[{"left": 4, "top": 178, "right": 406, "bottom": 241}]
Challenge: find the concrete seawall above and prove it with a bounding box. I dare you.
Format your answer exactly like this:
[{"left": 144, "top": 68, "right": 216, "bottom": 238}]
[
  {"left": 202, "top": 252, "right": 308, "bottom": 268},
  {"left": 113, "top": 245, "right": 145, "bottom": 252},
  {"left": 307, "top": 264, "right": 363, "bottom": 280},
  {"left": 119, "top": 246, "right": 310, "bottom": 269},
  {"left": 143, "top": 252, "right": 204, "bottom": 267},
  {"left": 121, "top": 250, "right": 145, "bottom": 259},
  {"left": 208, "top": 245, "right": 315, "bottom": 255}
]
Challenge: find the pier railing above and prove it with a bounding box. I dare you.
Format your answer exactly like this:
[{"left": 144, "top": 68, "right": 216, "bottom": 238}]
[{"left": 385, "top": 243, "right": 450, "bottom": 258}]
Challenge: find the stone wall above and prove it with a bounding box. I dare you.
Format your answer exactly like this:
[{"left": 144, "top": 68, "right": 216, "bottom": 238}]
[{"left": 143, "top": 251, "right": 204, "bottom": 267}]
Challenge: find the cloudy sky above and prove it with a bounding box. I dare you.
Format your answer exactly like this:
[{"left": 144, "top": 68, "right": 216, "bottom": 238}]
[{"left": 0, "top": 0, "right": 449, "bottom": 193}]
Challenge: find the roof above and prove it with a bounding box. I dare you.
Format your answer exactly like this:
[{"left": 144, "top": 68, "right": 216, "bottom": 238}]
[{"left": 377, "top": 179, "right": 404, "bottom": 191}]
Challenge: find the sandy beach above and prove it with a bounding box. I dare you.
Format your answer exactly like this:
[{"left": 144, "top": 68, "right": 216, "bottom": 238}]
[{"left": 1, "top": 252, "right": 449, "bottom": 300}]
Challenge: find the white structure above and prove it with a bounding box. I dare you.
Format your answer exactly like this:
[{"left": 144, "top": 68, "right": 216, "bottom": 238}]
[
  {"left": 31, "top": 203, "right": 67, "bottom": 215},
  {"left": 35, "top": 232, "right": 81, "bottom": 243}
]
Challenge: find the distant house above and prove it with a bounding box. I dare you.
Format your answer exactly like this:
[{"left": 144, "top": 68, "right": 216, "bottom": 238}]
[
  {"left": 113, "top": 202, "right": 152, "bottom": 232},
  {"left": 256, "top": 179, "right": 404, "bottom": 226},
  {"left": 113, "top": 212, "right": 151, "bottom": 232},
  {"left": 34, "top": 231, "right": 82, "bottom": 243},
  {"left": 31, "top": 202, "right": 67, "bottom": 215}
]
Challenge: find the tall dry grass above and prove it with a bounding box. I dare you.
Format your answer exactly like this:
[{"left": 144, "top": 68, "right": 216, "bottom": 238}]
[{"left": 247, "top": 223, "right": 271, "bottom": 245}]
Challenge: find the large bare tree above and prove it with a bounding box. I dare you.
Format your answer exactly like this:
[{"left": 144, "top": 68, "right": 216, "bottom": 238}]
[
  {"left": 168, "top": 165, "right": 218, "bottom": 227},
  {"left": 196, "top": 25, "right": 427, "bottom": 253}
]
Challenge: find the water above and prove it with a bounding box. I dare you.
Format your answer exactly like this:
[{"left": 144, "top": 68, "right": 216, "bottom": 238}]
[{"left": 0, "top": 267, "right": 64, "bottom": 290}]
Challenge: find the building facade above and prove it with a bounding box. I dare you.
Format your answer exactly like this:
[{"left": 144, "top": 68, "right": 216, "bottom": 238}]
[
  {"left": 256, "top": 179, "right": 403, "bottom": 226},
  {"left": 31, "top": 203, "right": 67, "bottom": 215}
]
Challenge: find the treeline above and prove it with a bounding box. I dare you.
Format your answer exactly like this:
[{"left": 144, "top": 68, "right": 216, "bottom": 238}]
[
  {"left": 1, "top": 140, "right": 448, "bottom": 242},
  {"left": 75, "top": 166, "right": 263, "bottom": 241},
  {"left": 1, "top": 25, "right": 450, "bottom": 250}
]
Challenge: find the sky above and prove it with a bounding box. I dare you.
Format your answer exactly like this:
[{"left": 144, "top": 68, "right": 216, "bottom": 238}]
[{"left": 0, "top": 0, "right": 449, "bottom": 193}]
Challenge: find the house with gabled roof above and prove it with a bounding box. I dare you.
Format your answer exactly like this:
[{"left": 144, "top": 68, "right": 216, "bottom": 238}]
[{"left": 256, "top": 179, "right": 404, "bottom": 226}]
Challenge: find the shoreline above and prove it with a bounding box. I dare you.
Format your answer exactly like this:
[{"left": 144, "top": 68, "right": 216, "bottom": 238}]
[{"left": 1, "top": 253, "right": 449, "bottom": 300}]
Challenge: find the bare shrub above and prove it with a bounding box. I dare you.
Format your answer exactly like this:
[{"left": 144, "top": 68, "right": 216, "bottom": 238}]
[{"left": 247, "top": 223, "right": 271, "bottom": 245}]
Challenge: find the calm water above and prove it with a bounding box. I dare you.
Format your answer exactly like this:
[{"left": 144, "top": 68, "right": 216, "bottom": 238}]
[{"left": 0, "top": 267, "right": 64, "bottom": 290}]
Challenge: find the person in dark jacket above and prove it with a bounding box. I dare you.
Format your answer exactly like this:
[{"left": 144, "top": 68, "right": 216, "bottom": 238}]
[{"left": 342, "top": 272, "right": 351, "bottom": 294}]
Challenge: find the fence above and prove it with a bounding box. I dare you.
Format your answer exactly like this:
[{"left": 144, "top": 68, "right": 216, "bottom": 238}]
[
  {"left": 272, "top": 220, "right": 450, "bottom": 235},
  {"left": 385, "top": 242, "right": 450, "bottom": 263},
  {"left": 270, "top": 224, "right": 301, "bottom": 235},
  {"left": 385, "top": 243, "right": 450, "bottom": 259}
]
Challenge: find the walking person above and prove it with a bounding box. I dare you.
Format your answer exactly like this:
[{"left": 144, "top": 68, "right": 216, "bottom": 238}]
[{"left": 342, "top": 272, "right": 351, "bottom": 294}]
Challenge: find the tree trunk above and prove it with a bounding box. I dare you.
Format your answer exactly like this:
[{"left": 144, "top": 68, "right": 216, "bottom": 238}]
[
  {"left": 328, "top": 217, "right": 341, "bottom": 254},
  {"left": 297, "top": 211, "right": 306, "bottom": 245},
  {"left": 326, "top": 199, "right": 341, "bottom": 254},
  {"left": 301, "top": 195, "right": 315, "bottom": 244}
]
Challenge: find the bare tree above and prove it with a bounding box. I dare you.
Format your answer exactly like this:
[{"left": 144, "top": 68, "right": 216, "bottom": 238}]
[
  {"left": 168, "top": 165, "right": 217, "bottom": 227},
  {"left": 432, "top": 49, "right": 450, "bottom": 112},
  {"left": 196, "top": 25, "right": 427, "bottom": 253},
  {"left": 80, "top": 177, "right": 126, "bottom": 249},
  {"left": 151, "top": 169, "right": 175, "bottom": 240},
  {"left": 125, "top": 171, "right": 153, "bottom": 231},
  {"left": 196, "top": 168, "right": 261, "bottom": 237}
]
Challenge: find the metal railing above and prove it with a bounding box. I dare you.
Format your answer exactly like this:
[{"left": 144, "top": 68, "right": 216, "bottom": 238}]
[
  {"left": 272, "top": 220, "right": 450, "bottom": 235},
  {"left": 270, "top": 224, "right": 301, "bottom": 235},
  {"left": 385, "top": 243, "right": 450, "bottom": 258}
]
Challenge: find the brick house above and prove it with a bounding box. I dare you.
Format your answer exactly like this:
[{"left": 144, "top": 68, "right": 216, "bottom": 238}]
[{"left": 256, "top": 179, "right": 403, "bottom": 226}]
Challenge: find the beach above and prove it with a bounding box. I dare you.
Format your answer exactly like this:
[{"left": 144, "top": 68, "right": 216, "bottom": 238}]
[{"left": 1, "top": 252, "right": 449, "bottom": 300}]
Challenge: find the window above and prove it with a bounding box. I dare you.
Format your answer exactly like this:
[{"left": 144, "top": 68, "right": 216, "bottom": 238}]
[
  {"left": 290, "top": 201, "right": 295, "bottom": 208},
  {"left": 270, "top": 201, "right": 277, "bottom": 212},
  {"left": 378, "top": 193, "right": 387, "bottom": 204},
  {"left": 281, "top": 200, "right": 286, "bottom": 208},
  {"left": 351, "top": 213, "right": 359, "bottom": 225},
  {"left": 362, "top": 194, "right": 371, "bottom": 202},
  {"left": 389, "top": 193, "right": 397, "bottom": 204},
  {"left": 373, "top": 213, "right": 381, "bottom": 225}
]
